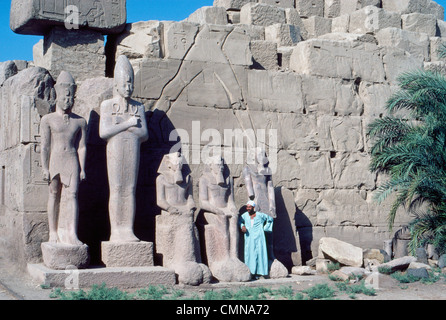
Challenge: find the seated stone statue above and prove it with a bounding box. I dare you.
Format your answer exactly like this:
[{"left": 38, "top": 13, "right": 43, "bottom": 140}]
[
  {"left": 156, "top": 152, "right": 211, "bottom": 285},
  {"left": 198, "top": 156, "right": 251, "bottom": 282}
]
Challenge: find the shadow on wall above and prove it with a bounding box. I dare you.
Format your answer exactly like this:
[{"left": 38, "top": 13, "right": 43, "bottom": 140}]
[
  {"left": 295, "top": 207, "right": 314, "bottom": 265},
  {"left": 77, "top": 109, "right": 179, "bottom": 266}
]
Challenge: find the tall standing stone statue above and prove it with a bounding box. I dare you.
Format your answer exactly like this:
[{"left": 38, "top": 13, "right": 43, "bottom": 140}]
[
  {"left": 156, "top": 152, "right": 211, "bottom": 285},
  {"left": 243, "top": 148, "right": 276, "bottom": 262},
  {"left": 198, "top": 156, "right": 251, "bottom": 282},
  {"left": 40, "top": 70, "right": 90, "bottom": 269},
  {"left": 99, "top": 55, "right": 152, "bottom": 267}
]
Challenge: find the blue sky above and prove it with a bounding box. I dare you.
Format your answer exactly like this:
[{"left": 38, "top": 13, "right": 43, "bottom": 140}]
[
  {"left": 0, "top": 0, "right": 446, "bottom": 62},
  {"left": 0, "top": 0, "right": 213, "bottom": 62}
]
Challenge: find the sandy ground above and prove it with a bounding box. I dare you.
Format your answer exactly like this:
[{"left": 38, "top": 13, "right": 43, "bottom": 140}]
[{"left": 1, "top": 254, "right": 445, "bottom": 301}]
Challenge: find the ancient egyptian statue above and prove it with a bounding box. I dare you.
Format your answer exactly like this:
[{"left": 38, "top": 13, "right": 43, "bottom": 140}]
[
  {"left": 198, "top": 156, "right": 251, "bottom": 282},
  {"left": 243, "top": 148, "right": 276, "bottom": 263},
  {"left": 40, "top": 70, "right": 89, "bottom": 269},
  {"left": 156, "top": 152, "right": 211, "bottom": 285},
  {"left": 40, "top": 71, "right": 87, "bottom": 246},
  {"left": 243, "top": 148, "right": 276, "bottom": 218},
  {"left": 99, "top": 55, "right": 149, "bottom": 243}
]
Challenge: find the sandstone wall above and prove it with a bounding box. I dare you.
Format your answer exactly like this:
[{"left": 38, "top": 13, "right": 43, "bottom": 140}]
[{"left": 2, "top": 0, "right": 445, "bottom": 270}]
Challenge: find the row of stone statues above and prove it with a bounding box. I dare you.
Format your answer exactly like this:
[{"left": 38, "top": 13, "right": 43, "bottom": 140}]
[{"left": 39, "top": 55, "right": 278, "bottom": 284}]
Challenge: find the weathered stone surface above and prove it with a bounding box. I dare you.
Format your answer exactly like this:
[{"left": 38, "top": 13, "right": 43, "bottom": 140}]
[
  {"left": 364, "top": 248, "right": 387, "bottom": 264},
  {"left": 380, "top": 255, "right": 417, "bottom": 271},
  {"left": 258, "top": 0, "right": 294, "bottom": 8},
  {"left": 265, "top": 24, "right": 300, "bottom": 47},
  {"left": 284, "top": 8, "right": 308, "bottom": 40},
  {"left": 292, "top": 266, "right": 317, "bottom": 275},
  {"left": 290, "top": 39, "right": 386, "bottom": 83},
  {"left": 269, "top": 259, "right": 289, "bottom": 278},
  {"left": 41, "top": 242, "right": 90, "bottom": 270},
  {"left": 376, "top": 28, "right": 430, "bottom": 62},
  {"left": 33, "top": 27, "right": 106, "bottom": 81},
  {"left": 240, "top": 3, "right": 286, "bottom": 26},
  {"left": 381, "top": 46, "right": 424, "bottom": 84},
  {"left": 186, "top": 6, "right": 229, "bottom": 25},
  {"left": 331, "top": 270, "right": 350, "bottom": 280},
  {"left": 319, "top": 237, "right": 363, "bottom": 267},
  {"left": 349, "top": 6, "right": 401, "bottom": 34},
  {"left": 295, "top": 0, "right": 324, "bottom": 18},
  {"left": 302, "top": 16, "right": 332, "bottom": 39},
  {"left": 101, "top": 241, "right": 154, "bottom": 268},
  {"left": 382, "top": 0, "right": 444, "bottom": 20},
  {"left": 28, "top": 263, "right": 176, "bottom": 288},
  {"left": 401, "top": 13, "right": 437, "bottom": 37},
  {"left": 339, "top": 266, "right": 366, "bottom": 277},
  {"left": 332, "top": 14, "right": 350, "bottom": 33},
  {"left": 0, "top": 61, "right": 18, "bottom": 86},
  {"left": 407, "top": 267, "right": 429, "bottom": 279},
  {"left": 162, "top": 21, "right": 200, "bottom": 60},
  {"left": 112, "top": 21, "right": 162, "bottom": 60},
  {"left": 213, "top": 0, "right": 255, "bottom": 10},
  {"left": 10, "top": 0, "right": 127, "bottom": 35},
  {"left": 250, "top": 40, "right": 279, "bottom": 70},
  {"left": 438, "top": 254, "right": 446, "bottom": 268}
]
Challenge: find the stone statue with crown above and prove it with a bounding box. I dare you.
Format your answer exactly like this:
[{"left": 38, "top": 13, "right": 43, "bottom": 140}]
[{"left": 39, "top": 70, "right": 90, "bottom": 269}]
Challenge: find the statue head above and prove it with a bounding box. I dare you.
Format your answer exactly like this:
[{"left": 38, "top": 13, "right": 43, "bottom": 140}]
[
  {"left": 157, "top": 152, "right": 185, "bottom": 185},
  {"left": 114, "top": 55, "right": 134, "bottom": 99},
  {"left": 55, "top": 71, "right": 76, "bottom": 112},
  {"left": 247, "top": 147, "right": 269, "bottom": 167},
  {"left": 208, "top": 156, "right": 225, "bottom": 186}
]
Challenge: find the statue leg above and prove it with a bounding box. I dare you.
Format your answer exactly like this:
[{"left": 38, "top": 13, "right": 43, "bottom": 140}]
[
  {"left": 108, "top": 185, "right": 139, "bottom": 242},
  {"left": 47, "top": 177, "right": 61, "bottom": 243},
  {"left": 62, "top": 177, "right": 83, "bottom": 246},
  {"left": 228, "top": 214, "right": 239, "bottom": 259}
]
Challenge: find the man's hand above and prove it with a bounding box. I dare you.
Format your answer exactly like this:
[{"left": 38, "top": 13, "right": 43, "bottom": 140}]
[{"left": 241, "top": 226, "right": 247, "bottom": 233}]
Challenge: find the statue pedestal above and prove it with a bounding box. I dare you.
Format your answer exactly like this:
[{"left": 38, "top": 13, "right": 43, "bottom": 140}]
[
  {"left": 101, "top": 241, "right": 154, "bottom": 268},
  {"left": 41, "top": 242, "right": 90, "bottom": 270}
]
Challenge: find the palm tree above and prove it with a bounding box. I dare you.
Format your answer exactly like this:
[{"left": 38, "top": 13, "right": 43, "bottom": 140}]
[{"left": 368, "top": 69, "right": 446, "bottom": 256}]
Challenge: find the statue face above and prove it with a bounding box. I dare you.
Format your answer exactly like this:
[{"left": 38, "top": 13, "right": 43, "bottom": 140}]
[
  {"left": 55, "top": 84, "right": 75, "bottom": 111},
  {"left": 167, "top": 153, "right": 184, "bottom": 184},
  {"left": 116, "top": 75, "right": 134, "bottom": 99},
  {"left": 210, "top": 159, "right": 224, "bottom": 175}
]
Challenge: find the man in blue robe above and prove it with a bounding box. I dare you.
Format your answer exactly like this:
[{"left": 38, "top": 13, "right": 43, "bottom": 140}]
[{"left": 239, "top": 201, "right": 274, "bottom": 278}]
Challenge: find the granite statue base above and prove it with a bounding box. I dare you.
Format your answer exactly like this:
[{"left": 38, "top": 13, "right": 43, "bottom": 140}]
[
  {"left": 27, "top": 264, "right": 176, "bottom": 289},
  {"left": 101, "top": 241, "right": 154, "bottom": 268},
  {"left": 41, "top": 242, "right": 90, "bottom": 270}
]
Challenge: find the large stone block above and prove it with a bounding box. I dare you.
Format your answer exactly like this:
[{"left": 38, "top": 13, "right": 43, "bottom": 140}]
[
  {"left": 247, "top": 70, "right": 303, "bottom": 113},
  {"left": 101, "top": 241, "right": 154, "bottom": 268},
  {"left": 162, "top": 21, "right": 200, "bottom": 60},
  {"left": 250, "top": 40, "right": 279, "bottom": 70},
  {"left": 112, "top": 21, "right": 162, "bottom": 60},
  {"left": 381, "top": 47, "right": 424, "bottom": 84},
  {"left": 33, "top": 27, "right": 106, "bottom": 81},
  {"left": 284, "top": 8, "right": 308, "bottom": 40},
  {"left": 295, "top": 0, "right": 324, "bottom": 18},
  {"left": 265, "top": 23, "right": 300, "bottom": 47},
  {"left": 258, "top": 0, "right": 295, "bottom": 8},
  {"left": 318, "top": 237, "right": 363, "bottom": 267},
  {"left": 240, "top": 3, "right": 287, "bottom": 26},
  {"left": 376, "top": 27, "right": 430, "bottom": 62},
  {"left": 302, "top": 16, "right": 332, "bottom": 39},
  {"left": 186, "top": 6, "right": 229, "bottom": 25},
  {"left": 290, "top": 39, "right": 386, "bottom": 83},
  {"left": 213, "top": 0, "right": 256, "bottom": 10},
  {"left": 41, "top": 242, "right": 90, "bottom": 270},
  {"left": 401, "top": 13, "right": 437, "bottom": 37},
  {"left": 10, "top": 0, "right": 127, "bottom": 35},
  {"left": 28, "top": 264, "right": 176, "bottom": 288},
  {"left": 349, "top": 6, "right": 402, "bottom": 34},
  {"left": 382, "top": 0, "right": 444, "bottom": 20}
]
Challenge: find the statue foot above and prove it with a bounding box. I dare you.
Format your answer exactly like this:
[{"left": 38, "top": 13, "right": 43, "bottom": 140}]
[
  {"left": 175, "top": 261, "right": 211, "bottom": 286},
  {"left": 211, "top": 257, "right": 251, "bottom": 282},
  {"left": 110, "top": 229, "right": 140, "bottom": 243},
  {"left": 66, "top": 233, "right": 84, "bottom": 246},
  {"left": 48, "top": 233, "right": 60, "bottom": 244}
]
